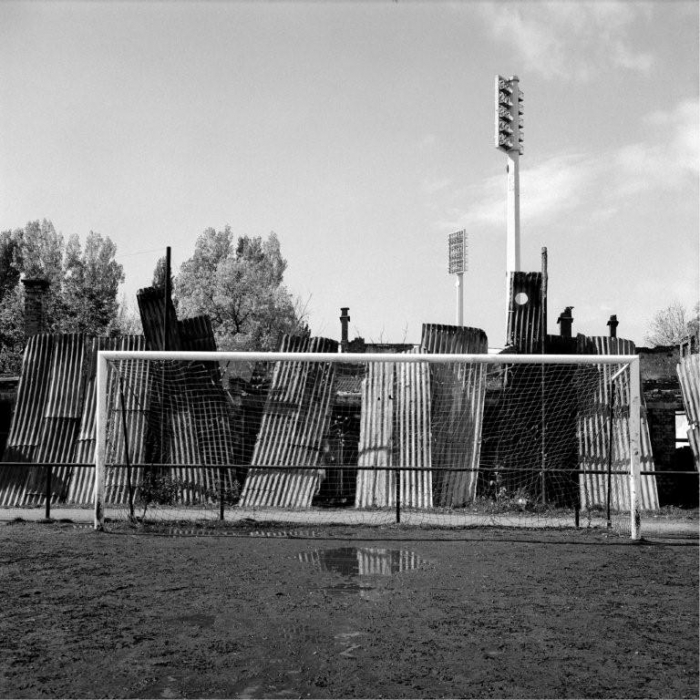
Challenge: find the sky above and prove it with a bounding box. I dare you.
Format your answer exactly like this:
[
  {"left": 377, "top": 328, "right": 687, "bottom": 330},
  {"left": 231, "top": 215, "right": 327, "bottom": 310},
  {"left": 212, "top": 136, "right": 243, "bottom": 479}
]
[{"left": 1, "top": 0, "right": 698, "bottom": 349}]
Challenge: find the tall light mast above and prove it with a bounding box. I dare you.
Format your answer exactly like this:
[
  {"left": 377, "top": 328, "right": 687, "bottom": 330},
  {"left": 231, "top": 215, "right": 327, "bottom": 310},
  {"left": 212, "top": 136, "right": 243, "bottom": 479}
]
[
  {"left": 448, "top": 230, "right": 468, "bottom": 326},
  {"left": 495, "top": 75, "right": 524, "bottom": 273}
]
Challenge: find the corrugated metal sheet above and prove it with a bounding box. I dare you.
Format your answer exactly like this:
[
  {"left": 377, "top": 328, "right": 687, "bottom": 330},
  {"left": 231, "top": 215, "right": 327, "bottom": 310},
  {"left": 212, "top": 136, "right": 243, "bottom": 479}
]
[
  {"left": 355, "top": 355, "right": 433, "bottom": 509},
  {"left": 0, "top": 334, "right": 152, "bottom": 505},
  {"left": 0, "top": 333, "right": 147, "bottom": 506},
  {"left": 0, "top": 334, "right": 52, "bottom": 505},
  {"left": 421, "top": 325, "right": 488, "bottom": 507},
  {"left": 576, "top": 336, "right": 659, "bottom": 511},
  {"left": 3, "top": 334, "right": 53, "bottom": 460},
  {"left": 506, "top": 272, "right": 543, "bottom": 353},
  {"left": 126, "top": 292, "right": 240, "bottom": 505},
  {"left": 239, "top": 336, "right": 339, "bottom": 508},
  {"left": 136, "top": 286, "right": 181, "bottom": 351},
  {"left": 355, "top": 361, "right": 395, "bottom": 507},
  {"left": 179, "top": 316, "right": 217, "bottom": 352},
  {"left": 677, "top": 354, "right": 700, "bottom": 468}
]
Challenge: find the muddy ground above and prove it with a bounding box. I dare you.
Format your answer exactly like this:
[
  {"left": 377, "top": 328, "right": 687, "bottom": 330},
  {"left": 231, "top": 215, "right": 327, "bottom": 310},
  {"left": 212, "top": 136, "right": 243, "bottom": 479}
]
[{"left": 0, "top": 522, "right": 697, "bottom": 699}]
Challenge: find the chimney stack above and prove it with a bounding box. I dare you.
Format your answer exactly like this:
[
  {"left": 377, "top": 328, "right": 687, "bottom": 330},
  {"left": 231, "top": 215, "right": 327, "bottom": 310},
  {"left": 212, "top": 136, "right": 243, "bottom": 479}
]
[
  {"left": 557, "top": 306, "right": 574, "bottom": 339},
  {"left": 21, "top": 278, "right": 50, "bottom": 336},
  {"left": 607, "top": 314, "right": 619, "bottom": 338},
  {"left": 340, "top": 307, "right": 350, "bottom": 352}
]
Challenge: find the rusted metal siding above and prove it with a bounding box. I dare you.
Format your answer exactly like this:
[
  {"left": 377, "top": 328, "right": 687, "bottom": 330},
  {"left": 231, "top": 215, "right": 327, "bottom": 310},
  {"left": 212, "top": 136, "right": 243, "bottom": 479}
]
[
  {"left": 506, "top": 272, "right": 543, "bottom": 353},
  {"left": 677, "top": 354, "right": 700, "bottom": 468},
  {"left": 421, "top": 325, "right": 488, "bottom": 506},
  {"left": 239, "top": 336, "right": 339, "bottom": 508},
  {"left": 355, "top": 356, "right": 433, "bottom": 509},
  {"left": 576, "top": 336, "right": 659, "bottom": 511}
]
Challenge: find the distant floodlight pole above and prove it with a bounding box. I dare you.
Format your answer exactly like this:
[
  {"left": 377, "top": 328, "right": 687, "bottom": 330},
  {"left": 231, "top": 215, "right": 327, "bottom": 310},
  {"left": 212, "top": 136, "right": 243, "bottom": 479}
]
[
  {"left": 448, "top": 230, "right": 468, "bottom": 326},
  {"left": 495, "top": 75, "right": 524, "bottom": 273}
]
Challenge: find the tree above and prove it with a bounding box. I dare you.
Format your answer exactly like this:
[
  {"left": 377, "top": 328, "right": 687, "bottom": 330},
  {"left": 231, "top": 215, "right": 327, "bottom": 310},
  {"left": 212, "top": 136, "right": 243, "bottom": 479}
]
[
  {"left": 61, "top": 232, "right": 125, "bottom": 335},
  {"left": 0, "top": 287, "right": 25, "bottom": 375},
  {"left": 151, "top": 255, "right": 174, "bottom": 293},
  {"left": 0, "top": 221, "right": 126, "bottom": 374},
  {"left": 111, "top": 294, "right": 143, "bottom": 336},
  {"left": 645, "top": 301, "right": 700, "bottom": 347},
  {"left": 0, "top": 231, "right": 20, "bottom": 302},
  {"left": 175, "top": 227, "right": 308, "bottom": 351}
]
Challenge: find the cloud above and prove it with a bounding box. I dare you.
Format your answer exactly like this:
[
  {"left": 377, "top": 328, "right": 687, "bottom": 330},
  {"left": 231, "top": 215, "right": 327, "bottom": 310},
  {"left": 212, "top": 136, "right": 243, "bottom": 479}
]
[
  {"left": 431, "top": 98, "right": 698, "bottom": 232},
  {"left": 435, "top": 152, "right": 602, "bottom": 231},
  {"left": 474, "top": 1, "right": 654, "bottom": 81}
]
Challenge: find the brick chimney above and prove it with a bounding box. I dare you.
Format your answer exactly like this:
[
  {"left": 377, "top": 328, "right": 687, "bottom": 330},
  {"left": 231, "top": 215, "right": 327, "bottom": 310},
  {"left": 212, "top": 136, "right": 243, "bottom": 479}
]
[
  {"left": 557, "top": 306, "right": 574, "bottom": 339},
  {"left": 340, "top": 307, "right": 350, "bottom": 352},
  {"left": 21, "top": 278, "right": 50, "bottom": 336},
  {"left": 607, "top": 314, "right": 619, "bottom": 338}
]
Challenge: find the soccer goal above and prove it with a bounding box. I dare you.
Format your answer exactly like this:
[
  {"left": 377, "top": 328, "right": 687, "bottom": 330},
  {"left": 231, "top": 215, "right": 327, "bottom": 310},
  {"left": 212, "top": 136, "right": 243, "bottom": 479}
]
[{"left": 93, "top": 350, "right": 647, "bottom": 538}]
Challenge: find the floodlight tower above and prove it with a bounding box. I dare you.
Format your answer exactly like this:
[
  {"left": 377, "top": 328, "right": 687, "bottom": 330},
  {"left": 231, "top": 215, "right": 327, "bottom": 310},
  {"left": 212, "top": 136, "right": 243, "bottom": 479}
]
[
  {"left": 495, "top": 75, "right": 524, "bottom": 273},
  {"left": 448, "top": 229, "right": 468, "bottom": 326}
]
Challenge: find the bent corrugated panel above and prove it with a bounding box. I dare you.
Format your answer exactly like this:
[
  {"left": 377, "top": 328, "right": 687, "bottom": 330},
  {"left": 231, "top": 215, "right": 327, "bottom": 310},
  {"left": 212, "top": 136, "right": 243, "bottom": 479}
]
[
  {"left": 69, "top": 336, "right": 148, "bottom": 504},
  {"left": 137, "top": 286, "right": 181, "bottom": 351},
  {"left": 506, "top": 273, "right": 543, "bottom": 354},
  {"left": 0, "top": 335, "right": 85, "bottom": 506},
  {"left": 0, "top": 333, "right": 151, "bottom": 507},
  {"left": 356, "top": 361, "right": 396, "bottom": 508},
  {"left": 239, "top": 336, "right": 338, "bottom": 508},
  {"left": 0, "top": 334, "right": 54, "bottom": 505},
  {"left": 394, "top": 358, "right": 432, "bottom": 509},
  {"left": 677, "top": 354, "right": 700, "bottom": 469},
  {"left": 421, "top": 324, "right": 488, "bottom": 507},
  {"left": 355, "top": 352, "right": 433, "bottom": 509},
  {"left": 576, "top": 336, "right": 658, "bottom": 511}
]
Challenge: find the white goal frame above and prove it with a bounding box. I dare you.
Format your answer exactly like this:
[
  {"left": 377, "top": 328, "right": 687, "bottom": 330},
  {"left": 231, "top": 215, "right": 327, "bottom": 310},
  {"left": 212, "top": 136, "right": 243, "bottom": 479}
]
[{"left": 94, "top": 351, "right": 643, "bottom": 539}]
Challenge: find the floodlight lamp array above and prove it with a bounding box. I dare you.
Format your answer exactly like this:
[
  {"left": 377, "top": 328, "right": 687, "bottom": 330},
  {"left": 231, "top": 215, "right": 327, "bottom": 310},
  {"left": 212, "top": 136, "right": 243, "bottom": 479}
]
[{"left": 495, "top": 75, "right": 523, "bottom": 155}]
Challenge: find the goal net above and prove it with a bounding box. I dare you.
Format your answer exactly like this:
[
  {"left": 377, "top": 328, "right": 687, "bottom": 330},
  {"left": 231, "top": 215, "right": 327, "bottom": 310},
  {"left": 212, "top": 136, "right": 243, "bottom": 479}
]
[{"left": 94, "top": 350, "right": 649, "bottom": 538}]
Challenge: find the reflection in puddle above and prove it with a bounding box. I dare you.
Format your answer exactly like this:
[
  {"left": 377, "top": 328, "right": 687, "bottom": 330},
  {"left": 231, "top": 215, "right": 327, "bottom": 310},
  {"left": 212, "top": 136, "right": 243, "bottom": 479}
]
[
  {"left": 298, "top": 546, "right": 427, "bottom": 577},
  {"left": 298, "top": 546, "right": 427, "bottom": 597}
]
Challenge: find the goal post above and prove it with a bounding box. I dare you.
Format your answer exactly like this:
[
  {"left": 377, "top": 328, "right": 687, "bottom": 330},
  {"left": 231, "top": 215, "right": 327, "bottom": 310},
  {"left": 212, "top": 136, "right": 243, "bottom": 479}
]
[{"left": 93, "top": 350, "right": 647, "bottom": 539}]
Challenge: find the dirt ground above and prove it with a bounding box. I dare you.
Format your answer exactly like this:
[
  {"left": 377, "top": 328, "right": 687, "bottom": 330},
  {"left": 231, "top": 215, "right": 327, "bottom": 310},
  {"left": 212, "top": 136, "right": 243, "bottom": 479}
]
[{"left": 0, "top": 522, "right": 697, "bottom": 699}]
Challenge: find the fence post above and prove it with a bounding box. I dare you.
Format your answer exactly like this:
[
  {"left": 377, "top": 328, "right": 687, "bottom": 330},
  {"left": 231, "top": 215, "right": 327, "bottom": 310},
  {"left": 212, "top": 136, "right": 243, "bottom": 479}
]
[
  {"left": 219, "top": 467, "right": 225, "bottom": 521},
  {"left": 44, "top": 464, "right": 52, "bottom": 520},
  {"left": 395, "top": 468, "right": 401, "bottom": 523}
]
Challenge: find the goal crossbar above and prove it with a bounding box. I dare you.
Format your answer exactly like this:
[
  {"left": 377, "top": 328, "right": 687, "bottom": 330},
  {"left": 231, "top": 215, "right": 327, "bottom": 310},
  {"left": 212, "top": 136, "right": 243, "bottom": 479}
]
[
  {"left": 96, "top": 350, "right": 639, "bottom": 365},
  {"left": 94, "top": 351, "right": 643, "bottom": 539}
]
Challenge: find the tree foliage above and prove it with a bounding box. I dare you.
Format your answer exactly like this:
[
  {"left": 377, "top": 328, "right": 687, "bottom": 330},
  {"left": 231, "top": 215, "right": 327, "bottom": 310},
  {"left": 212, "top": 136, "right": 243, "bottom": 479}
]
[
  {"left": 175, "top": 227, "right": 307, "bottom": 351},
  {"left": 0, "top": 220, "right": 125, "bottom": 374},
  {"left": 645, "top": 301, "right": 700, "bottom": 347}
]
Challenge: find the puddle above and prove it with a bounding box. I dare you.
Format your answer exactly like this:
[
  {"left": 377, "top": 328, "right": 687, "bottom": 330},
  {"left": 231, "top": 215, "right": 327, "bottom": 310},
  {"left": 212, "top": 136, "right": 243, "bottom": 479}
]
[
  {"left": 298, "top": 546, "right": 427, "bottom": 577},
  {"left": 298, "top": 546, "right": 427, "bottom": 597}
]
